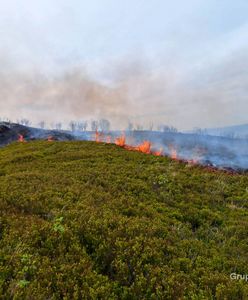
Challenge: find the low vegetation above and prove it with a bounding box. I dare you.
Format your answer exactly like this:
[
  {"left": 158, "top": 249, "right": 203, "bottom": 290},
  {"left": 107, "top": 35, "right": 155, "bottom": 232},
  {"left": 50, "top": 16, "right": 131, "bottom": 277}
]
[{"left": 0, "top": 141, "right": 247, "bottom": 299}]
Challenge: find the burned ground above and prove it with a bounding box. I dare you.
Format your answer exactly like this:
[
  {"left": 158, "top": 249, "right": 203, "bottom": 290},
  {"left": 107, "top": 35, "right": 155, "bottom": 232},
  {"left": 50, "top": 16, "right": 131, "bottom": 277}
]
[{"left": 0, "top": 122, "right": 74, "bottom": 147}]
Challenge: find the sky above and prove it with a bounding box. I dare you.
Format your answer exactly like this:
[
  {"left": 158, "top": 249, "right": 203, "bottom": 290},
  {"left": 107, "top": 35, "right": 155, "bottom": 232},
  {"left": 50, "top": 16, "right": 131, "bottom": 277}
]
[{"left": 0, "top": 0, "right": 248, "bottom": 130}]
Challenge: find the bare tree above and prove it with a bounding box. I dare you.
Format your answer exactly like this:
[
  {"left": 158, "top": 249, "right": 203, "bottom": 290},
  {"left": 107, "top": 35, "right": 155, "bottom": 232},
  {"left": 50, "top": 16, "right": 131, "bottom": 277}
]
[
  {"left": 193, "top": 127, "right": 206, "bottom": 135},
  {"left": 135, "top": 124, "right": 143, "bottom": 131},
  {"left": 4, "top": 118, "right": 12, "bottom": 124},
  {"left": 55, "top": 122, "right": 62, "bottom": 130},
  {"left": 19, "top": 118, "right": 31, "bottom": 126},
  {"left": 149, "top": 122, "right": 154, "bottom": 131},
  {"left": 157, "top": 124, "right": 162, "bottom": 131},
  {"left": 168, "top": 126, "right": 178, "bottom": 133},
  {"left": 38, "top": 121, "right": 45, "bottom": 129},
  {"left": 99, "top": 119, "right": 110, "bottom": 132},
  {"left": 0, "top": 117, "right": 12, "bottom": 123},
  {"left": 82, "top": 121, "right": 88, "bottom": 131},
  {"left": 76, "top": 122, "right": 83, "bottom": 132},
  {"left": 91, "top": 120, "right": 98, "bottom": 131},
  {"left": 76, "top": 121, "right": 88, "bottom": 131},
  {"left": 158, "top": 124, "right": 178, "bottom": 133},
  {"left": 69, "top": 121, "right": 77, "bottom": 132},
  {"left": 223, "top": 132, "right": 235, "bottom": 139},
  {"left": 127, "top": 121, "right": 133, "bottom": 132}
]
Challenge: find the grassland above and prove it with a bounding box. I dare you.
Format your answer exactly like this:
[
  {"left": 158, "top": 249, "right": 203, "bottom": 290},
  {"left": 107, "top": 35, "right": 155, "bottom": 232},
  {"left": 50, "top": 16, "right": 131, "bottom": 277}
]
[{"left": 0, "top": 141, "right": 248, "bottom": 299}]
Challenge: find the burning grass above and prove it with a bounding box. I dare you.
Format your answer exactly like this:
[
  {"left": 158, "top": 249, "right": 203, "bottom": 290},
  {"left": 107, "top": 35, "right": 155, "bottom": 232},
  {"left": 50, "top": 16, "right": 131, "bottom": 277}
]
[
  {"left": 0, "top": 141, "right": 248, "bottom": 299},
  {"left": 95, "top": 131, "right": 246, "bottom": 174}
]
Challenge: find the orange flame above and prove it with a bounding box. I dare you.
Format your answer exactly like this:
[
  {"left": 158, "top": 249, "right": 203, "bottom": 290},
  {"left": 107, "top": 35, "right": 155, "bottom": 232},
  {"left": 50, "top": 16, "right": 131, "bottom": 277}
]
[
  {"left": 115, "top": 134, "right": 126, "bottom": 147},
  {"left": 47, "top": 136, "right": 53, "bottom": 142},
  {"left": 191, "top": 159, "right": 199, "bottom": 165},
  {"left": 94, "top": 132, "right": 167, "bottom": 159},
  {"left": 188, "top": 147, "right": 206, "bottom": 165},
  {"left": 153, "top": 148, "right": 163, "bottom": 156},
  {"left": 136, "top": 140, "right": 151, "bottom": 154},
  {"left": 95, "top": 130, "right": 100, "bottom": 143},
  {"left": 113, "top": 134, "right": 163, "bottom": 156},
  {"left": 106, "top": 135, "right": 111, "bottom": 144},
  {"left": 169, "top": 145, "right": 178, "bottom": 160},
  {"left": 171, "top": 149, "right": 178, "bottom": 160},
  {"left": 18, "top": 134, "right": 25, "bottom": 143},
  {"left": 93, "top": 132, "right": 207, "bottom": 165}
]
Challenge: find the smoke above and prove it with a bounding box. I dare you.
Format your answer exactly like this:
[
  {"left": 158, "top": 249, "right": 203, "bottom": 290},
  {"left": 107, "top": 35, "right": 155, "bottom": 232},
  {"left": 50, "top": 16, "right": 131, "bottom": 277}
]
[
  {"left": 0, "top": 46, "right": 248, "bottom": 130},
  {"left": 0, "top": 66, "right": 130, "bottom": 128}
]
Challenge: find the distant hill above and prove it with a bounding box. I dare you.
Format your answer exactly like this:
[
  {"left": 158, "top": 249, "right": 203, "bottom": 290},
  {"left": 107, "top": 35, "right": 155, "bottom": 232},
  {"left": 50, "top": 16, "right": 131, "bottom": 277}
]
[
  {"left": 204, "top": 124, "right": 248, "bottom": 138},
  {"left": 0, "top": 122, "right": 75, "bottom": 147}
]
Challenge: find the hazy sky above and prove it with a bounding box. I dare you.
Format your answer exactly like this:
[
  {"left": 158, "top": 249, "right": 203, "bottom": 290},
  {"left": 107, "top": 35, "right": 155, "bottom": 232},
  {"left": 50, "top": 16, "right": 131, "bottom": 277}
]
[{"left": 0, "top": 0, "right": 248, "bottom": 130}]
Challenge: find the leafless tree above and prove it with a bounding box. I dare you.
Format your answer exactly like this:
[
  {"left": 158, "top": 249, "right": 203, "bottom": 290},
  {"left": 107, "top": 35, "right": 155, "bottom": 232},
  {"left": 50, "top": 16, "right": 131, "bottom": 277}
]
[
  {"left": 77, "top": 121, "right": 88, "bottom": 131},
  {"left": 91, "top": 120, "right": 98, "bottom": 131},
  {"left": 223, "top": 132, "right": 235, "bottom": 139},
  {"left": 158, "top": 124, "right": 178, "bottom": 133},
  {"left": 3, "top": 117, "right": 12, "bottom": 124},
  {"left": 149, "top": 122, "right": 154, "bottom": 131},
  {"left": 82, "top": 121, "right": 88, "bottom": 131},
  {"left": 193, "top": 127, "right": 206, "bottom": 135},
  {"left": 76, "top": 122, "right": 83, "bottom": 132},
  {"left": 19, "top": 118, "right": 31, "bottom": 126},
  {"left": 69, "top": 121, "right": 77, "bottom": 132},
  {"left": 135, "top": 124, "right": 143, "bottom": 131},
  {"left": 99, "top": 119, "right": 110, "bottom": 132},
  {"left": 127, "top": 121, "right": 133, "bottom": 132},
  {"left": 55, "top": 122, "right": 62, "bottom": 130},
  {"left": 38, "top": 121, "right": 45, "bottom": 129}
]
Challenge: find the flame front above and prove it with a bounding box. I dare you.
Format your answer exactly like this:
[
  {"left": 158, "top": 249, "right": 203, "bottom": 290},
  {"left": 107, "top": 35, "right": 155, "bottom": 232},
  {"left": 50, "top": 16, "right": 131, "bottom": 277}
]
[
  {"left": 169, "top": 145, "right": 178, "bottom": 160},
  {"left": 115, "top": 134, "right": 126, "bottom": 147},
  {"left": 153, "top": 148, "right": 163, "bottom": 156},
  {"left": 136, "top": 141, "right": 151, "bottom": 154},
  {"left": 114, "top": 134, "right": 163, "bottom": 156},
  {"left": 48, "top": 136, "right": 54, "bottom": 142},
  {"left": 18, "top": 134, "right": 25, "bottom": 143},
  {"left": 95, "top": 130, "right": 100, "bottom": 143},
  {"left": 106, "top": 136, "right": 111, "bottom": 144}
]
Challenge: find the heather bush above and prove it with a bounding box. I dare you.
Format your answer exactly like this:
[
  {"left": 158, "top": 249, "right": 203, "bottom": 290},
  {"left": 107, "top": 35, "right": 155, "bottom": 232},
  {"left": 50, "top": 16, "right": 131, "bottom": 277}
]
[{"left": 0, "top": 141, "right": 247, "bottom": 299}]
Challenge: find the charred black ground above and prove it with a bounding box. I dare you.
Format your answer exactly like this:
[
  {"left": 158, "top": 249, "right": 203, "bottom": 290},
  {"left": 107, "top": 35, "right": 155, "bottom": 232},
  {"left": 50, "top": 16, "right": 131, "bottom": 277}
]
[{"left": 0, "top": 122, "right": 74, "bottom": 147}]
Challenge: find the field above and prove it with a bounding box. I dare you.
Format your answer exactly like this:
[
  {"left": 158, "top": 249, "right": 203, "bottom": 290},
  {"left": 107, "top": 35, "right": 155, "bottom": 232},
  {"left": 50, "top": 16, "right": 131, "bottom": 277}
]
[{"left": 0, "top": 141, "right": 248, "bottom": 299}]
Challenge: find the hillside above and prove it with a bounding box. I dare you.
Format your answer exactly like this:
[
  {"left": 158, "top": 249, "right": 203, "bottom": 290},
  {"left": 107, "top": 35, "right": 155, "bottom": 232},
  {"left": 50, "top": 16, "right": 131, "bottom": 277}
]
[
  {"left": 0, "top": 141, "right": 248, "bottom": 299},
  {"left": 1, "top": 122, "right": 248, "bottom": 170},
  {"left": 0, "top": 122, "right": 74, "bottom": 147},
  {"left": 199, "top": 124, "right": 248, "bottom": 139}
]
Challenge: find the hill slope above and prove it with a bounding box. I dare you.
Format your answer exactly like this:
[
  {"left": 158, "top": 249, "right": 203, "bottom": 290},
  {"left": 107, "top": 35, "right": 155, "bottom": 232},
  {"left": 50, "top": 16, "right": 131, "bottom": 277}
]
[
  {"left": 0, "top": 122, "right": 74, "bottom": 147},
  {"left": 0, "top": 141, "right": 248, "bottom": 299},
  {"left": 205, "top": 124, "right": 248, "bottom": 138}
]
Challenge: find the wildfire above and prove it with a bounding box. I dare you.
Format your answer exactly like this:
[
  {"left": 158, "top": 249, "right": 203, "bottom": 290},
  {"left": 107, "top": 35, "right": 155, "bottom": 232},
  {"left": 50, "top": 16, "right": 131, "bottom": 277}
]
[
  {"left": 113, "top": 134, "right": 163, "bottom": 156},
  {"left": 136, "top": 140, "right": 151, "bottom": 154},
  {"left": 153, "top": 148, "right": 163, "bottom": 156},
  {"left": 47, "top": 136, "right": 54, "bottom": 142},
  {"left": 188, "top": 147, "right": 206, "bottom": 165},
  {"left": 115, "top": 134, "right": 126, "bottom": 147},
  {"left": 187, "top": 158, "right": 198, "bottom": 165},
  {"left": 95, "top": 130, "right": 100, "bottom": 143},
  {"left": 18, "top": 134, "right": 25, "bottom": 143},
  {"left": 169, "top": 145, "right": 178, "bottom": 160},
  {"left": 171, "top": 149, "right": 178, "bottom": 160},
  {"left": 93, "top": 132, "right": 202, "bottom": 165},
  {"left": 106, "top": 136, "right": 111, "bottom": 144}
]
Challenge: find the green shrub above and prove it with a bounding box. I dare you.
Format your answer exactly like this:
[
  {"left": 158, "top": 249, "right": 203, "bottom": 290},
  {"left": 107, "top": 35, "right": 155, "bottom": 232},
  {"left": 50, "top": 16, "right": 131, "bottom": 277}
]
[{"left": 0, "top": 141, "right": 247, "bottom": 299}]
